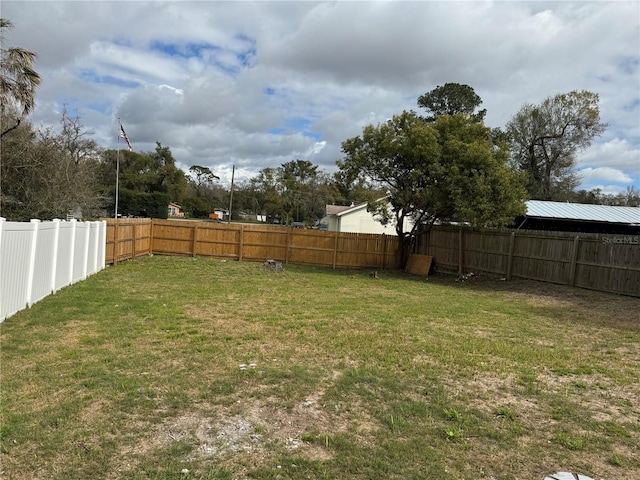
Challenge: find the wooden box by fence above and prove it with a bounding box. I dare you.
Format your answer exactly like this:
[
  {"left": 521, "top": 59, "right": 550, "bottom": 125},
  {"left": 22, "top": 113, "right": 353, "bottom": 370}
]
[{"left": 416, "top": 226, "right": 639, "bottom": 297}]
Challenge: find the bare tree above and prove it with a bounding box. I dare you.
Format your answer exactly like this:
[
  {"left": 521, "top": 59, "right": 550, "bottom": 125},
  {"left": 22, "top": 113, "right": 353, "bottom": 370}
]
[{"left": 507, "top": 90, "right": 607, "bottom": 200}]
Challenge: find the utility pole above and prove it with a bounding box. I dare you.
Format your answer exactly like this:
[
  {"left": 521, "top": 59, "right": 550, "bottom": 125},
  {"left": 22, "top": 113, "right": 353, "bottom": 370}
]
[{"left": 228, "top": 165, "right": 235, "bottom": 223}]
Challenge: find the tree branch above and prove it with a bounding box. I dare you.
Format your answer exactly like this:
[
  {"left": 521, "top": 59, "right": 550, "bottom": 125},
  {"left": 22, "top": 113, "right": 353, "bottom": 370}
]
[{"left": 1, "top": 119, "right": 20, "bottom": 137}]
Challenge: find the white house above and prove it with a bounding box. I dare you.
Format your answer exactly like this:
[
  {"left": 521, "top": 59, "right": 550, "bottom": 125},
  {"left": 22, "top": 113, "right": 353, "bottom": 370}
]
[{"left": 320, "top": 201, "right": 413, "bottom": 235}]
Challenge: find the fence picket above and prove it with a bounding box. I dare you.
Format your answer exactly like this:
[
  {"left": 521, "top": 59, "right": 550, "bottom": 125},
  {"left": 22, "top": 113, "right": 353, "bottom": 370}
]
[{"left": 1, "top": 219, "right": 107, "bottom": 322}]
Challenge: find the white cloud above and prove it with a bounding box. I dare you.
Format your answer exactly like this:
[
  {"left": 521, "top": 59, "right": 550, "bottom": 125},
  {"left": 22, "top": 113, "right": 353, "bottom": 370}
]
[
  {"left": 2, "top": 0, "right": 638, "bottom": 190},
  {"left": 578, "top": 138, "right": 640, "bottom": 178},
  {"left": 578, "top": 167, "right": 632, "bottom": 184}
]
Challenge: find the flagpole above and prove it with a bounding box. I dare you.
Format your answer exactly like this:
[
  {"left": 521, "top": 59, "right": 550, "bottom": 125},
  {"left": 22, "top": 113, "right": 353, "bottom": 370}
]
[{"left": 115, "top": 119, "right": 121, "bottom": 219}]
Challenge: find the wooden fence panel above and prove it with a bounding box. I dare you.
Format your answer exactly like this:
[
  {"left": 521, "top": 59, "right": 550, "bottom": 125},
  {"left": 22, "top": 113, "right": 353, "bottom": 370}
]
[
  {"left": 417, "top": 226, "right": 639, "bottom": 297},
  {"left": 422, "top": 228, "right": 459, "bottom": 272},
  {"left": 463, "top": 230, "right": 510, "bottom": 276},
  {"left": 286, "top": 229, "right": 332, "bottom": 266},
  {"left": 104, "top": 218, "right": 152, "bottom": 264},
  {"left": 151, "top": 220, "right": 195, "bottom": 256},
  {"left": 574, "top": 238, "right": 640, "bottom": 295},
  {"left": 510, "top": 233, "right": 576, "bottom": 285},
  {"left": 240, "top": 226, "right": 288, "bottom": 262},
  {"left": 195, "top": 223, "right": 242, "bottom": 259}
]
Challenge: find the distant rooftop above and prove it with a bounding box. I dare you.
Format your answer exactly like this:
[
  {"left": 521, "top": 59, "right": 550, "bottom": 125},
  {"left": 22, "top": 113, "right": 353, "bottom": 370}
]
[
  {"left": 325, "top": 202, "right": 368, "bottom": 216},
  {"left": 525, "top": 200, "right": 640, "bottom": 225}
]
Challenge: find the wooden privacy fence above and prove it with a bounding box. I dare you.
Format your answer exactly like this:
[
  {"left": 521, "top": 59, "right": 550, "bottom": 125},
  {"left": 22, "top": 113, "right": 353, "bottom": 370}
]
[
  {"left": 416, "top": 226, "right": 640, "bottom": 297},
  {"left": 104, "top": 218, "right": 400, "bottom": 270}
]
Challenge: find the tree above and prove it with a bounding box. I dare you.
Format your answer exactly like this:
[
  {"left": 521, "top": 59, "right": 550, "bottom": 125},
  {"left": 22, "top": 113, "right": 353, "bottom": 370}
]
[
  {"left": 189, "top": 165, "right": 219, "bottom": 197},
  {"left": 338, "top": 111, "right": 527, "bottom": 265},
  {"left": 59, "top": 107, "right": 101, "bottom": 165},
  {"left": 1, "top": 19, "right": 41, "bottom": 137},
  {"left": 417, "top": 83, "right": 486, "bottom": 123},
  {"left": 98, "top": 143, "right": 188, "bottom": 218},
  {"left": 0, "top": 107, "right": 103, "bottom": 220},
  {"left": 506, "top": 90, "right": 607, "bottom": 201}
]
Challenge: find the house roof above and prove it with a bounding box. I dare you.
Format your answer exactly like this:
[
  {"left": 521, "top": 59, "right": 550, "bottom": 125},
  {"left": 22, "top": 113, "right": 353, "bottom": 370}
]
[
  {"left": 325, "top": 202, "right": 369, "bottom": 216},
  {"left": 525, "top": 200, "right": 640, "bottom": 225}
]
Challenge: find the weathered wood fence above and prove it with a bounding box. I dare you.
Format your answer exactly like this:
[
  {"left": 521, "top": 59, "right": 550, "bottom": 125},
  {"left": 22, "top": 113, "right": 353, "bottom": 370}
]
[
  {"left": 104, "top": 218, "right": 400, "bottom": 270},
  {"left": 104, "top": 219, "right": 639, "bottom": 297},
  {"left": 416, "top": 226, "right": 639, "bottom": 297}
]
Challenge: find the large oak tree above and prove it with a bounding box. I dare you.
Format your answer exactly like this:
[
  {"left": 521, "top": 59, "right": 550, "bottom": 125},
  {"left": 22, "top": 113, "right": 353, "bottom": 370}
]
[{"left": 338, "top": 111, "right": 527, "bottom": 264}]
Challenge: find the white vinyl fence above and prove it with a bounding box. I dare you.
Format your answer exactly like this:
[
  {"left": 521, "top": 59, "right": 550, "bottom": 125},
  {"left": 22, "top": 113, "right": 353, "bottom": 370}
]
[{"left": 0, "top": 218, "right": 107, "bottom": 322}]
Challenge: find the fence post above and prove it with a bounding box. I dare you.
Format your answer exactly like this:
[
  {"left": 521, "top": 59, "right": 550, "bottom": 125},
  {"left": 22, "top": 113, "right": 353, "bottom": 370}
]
[
  {"left": 99, "top": 221, "right": 107, "bottom": 269},
  {"left": 285, "top": 228, "right": 292, "bottom": 264},
  {"left": 569, "top": 236, "right": 580, "bottom": 286},
  {"left": 149, "top": 219, "right": 154, "bottom": 256},
  {"left": 332, "top": 231, "right": 339, "bottom": 269},
  {"left": 458, "top": 227, "right": 464, "bottom": 276},
  {"left": 132, "top": 222, "right": 137, "bottom": 260},
  {"left": 506, "top": 231, "right": 515, "bottom": 281},
  {"left": 87, "top": 222, "right": 100, "bottom": 275},
  {"left": 380, "top": 234, "right": 386, "bottom": 270},
  {"left": 81, "top": 222, "right": 90, "bottom": 280},
  {"left": 238, "top": 225, "right": 245, "bottom": 262},
  {"left": 68, "top": 220, "right": 77, "bottom": 283},
  {"left": 51, "top": 219, "right": 61, "bottom": 293},
  {"left": 113, "top": 220, "right": 119, "bottom": 266},
  {"left": 25, "top": 219, "right": 40, "bottom": 307},
  {"left": 192, "top": 223, "right": 199, "bottom": 258}
]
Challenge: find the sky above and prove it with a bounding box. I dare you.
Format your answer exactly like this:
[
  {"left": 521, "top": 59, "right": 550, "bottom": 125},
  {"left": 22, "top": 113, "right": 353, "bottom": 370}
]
[{"left": 3, "top": 0, "right": 639, "bottom": 194}]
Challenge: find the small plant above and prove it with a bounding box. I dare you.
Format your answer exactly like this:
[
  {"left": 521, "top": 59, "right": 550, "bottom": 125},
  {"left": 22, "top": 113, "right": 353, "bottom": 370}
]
[
  {"left": 301, "top": 433, "right": 316, "bottom": 443},
  {"left": 554, "top": 432, "right": 585, "bottom": 451},
  {"left": 443, "top": 425, "right": 463, "bottom": 440},
  {"left": 574, "top": 380, "right": 588, "bottom": 389},
  {"left": 495, "top": 406, "right": 515, "bottom": 421},
  {"left": 519, "top": 371, "right": 538, "bottom": 395},
  {"left": 444, "top": 407, "right": 462, "bottom": 422},
  {"left": 609, "top": 454, "right": 625, "bottom": 467}
]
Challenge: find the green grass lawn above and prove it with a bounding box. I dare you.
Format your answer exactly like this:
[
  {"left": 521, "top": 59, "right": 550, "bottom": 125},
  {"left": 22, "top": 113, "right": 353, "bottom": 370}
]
[{"left": 1, "top": 256, "right": 638, "bottom": 480}]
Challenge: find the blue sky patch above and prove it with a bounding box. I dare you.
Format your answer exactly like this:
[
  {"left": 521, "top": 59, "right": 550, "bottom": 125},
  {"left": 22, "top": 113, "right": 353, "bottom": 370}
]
[
  {"left": 150, "top": 40, "right": 217, "bottom": 59},
  {"left": 618, "top": 56, "right": 639, "bottom": 74},
  {"left": 79, "top": 69, "right": 140, "bottom": 88},
  {"left": 235, "top": 33, "right": 256, "bottom": 68},
  {"left": 268, "top": 118, "right": 322, "bottom": 141}
]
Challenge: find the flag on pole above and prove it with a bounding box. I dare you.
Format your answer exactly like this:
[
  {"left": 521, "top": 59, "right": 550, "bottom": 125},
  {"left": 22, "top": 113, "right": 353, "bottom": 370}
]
[{"left": 120, "top": 124, "right": 133, "bottom": 151}]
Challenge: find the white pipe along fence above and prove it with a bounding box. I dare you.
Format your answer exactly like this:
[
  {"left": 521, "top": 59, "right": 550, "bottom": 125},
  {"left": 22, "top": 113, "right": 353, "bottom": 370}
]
[{"left": 0, "top": 218, "right": 107, "bottom": 322}]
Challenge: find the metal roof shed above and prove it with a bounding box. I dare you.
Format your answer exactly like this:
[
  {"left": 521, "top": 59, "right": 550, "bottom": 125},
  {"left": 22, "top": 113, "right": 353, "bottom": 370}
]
[{"left": 518, "top": 200, "right": 640, "bottom": 234}]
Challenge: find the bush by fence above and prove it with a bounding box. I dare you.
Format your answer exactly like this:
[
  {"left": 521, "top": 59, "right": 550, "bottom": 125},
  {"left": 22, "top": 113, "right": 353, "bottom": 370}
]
[
  {"left": 0, "top": 218, "right": 107, "bottom": 321},
  {"left": 416, "top": 226, "right": 639, "bottom": 297}
]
